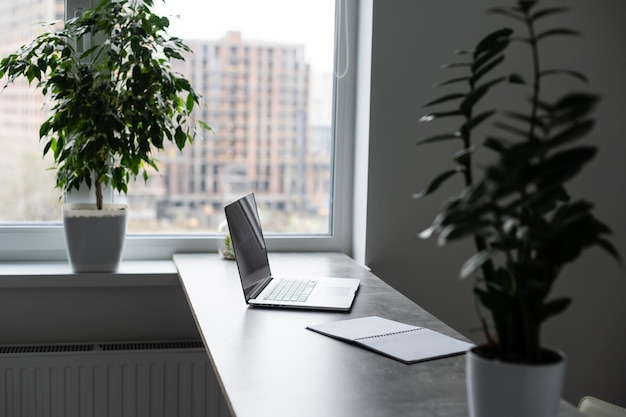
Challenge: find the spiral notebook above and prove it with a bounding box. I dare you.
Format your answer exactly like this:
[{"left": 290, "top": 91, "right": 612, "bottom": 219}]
[{"left": 306, "top": 316, "right": 473, "bottom": 364}]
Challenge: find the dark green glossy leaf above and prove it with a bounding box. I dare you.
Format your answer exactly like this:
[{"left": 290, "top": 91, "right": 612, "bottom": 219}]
[
  {"left": 417, "top": 225, "right": 436, "bottom": 240},
  {"left": 438, "top": 220, "right": 491, "bottom": 245},
  {"left": 461, "top": 110, "right": 496, "bottom": 134},
  {"left": 488, "top": 7, "right": 524, "bottom": 21},
  {"left": 532, "top": 7, "right": 568, "bottom": 20},
  {"left": 492, "top": 267, "right": 516, "bottom": 295},
  {"left": 518, "top": 1, "right": 538, "bottom": 13},
  {"left": 539, "top": 147, "right": 597, "bottom": 187},
  {"left": 539, "top": 298, "right": 571, "bottom": 322},
  {"left": 461, "top": 77, "right": 506, "bottom": 114},
  {"left": 416, "top": 132, "right": 462, "bottom": 146},
  {"left": 413, "top": 168, "right": 462, "bottom": 199},
  {"left": 552, "top": 201, "right": 593, "bottom": 225},
  {"left": 596, "top": 238, "right": 623, "bottom": 265},
  {"left": 508, "top": 73, "right": 525, "bottom": 84},
  {"left": 475, "top": 76, "right": 508, "bottom": 93},
  {"left": 175, "top": 127, "right": 186, "bottom": 149},
  {"left": 483, "top": 137, "right": 512, "bottom": 153},
  {"left": 461, "top": 249, "right": 495, "bottom": 279},
  {"left": 185, "top": 92, "right": 196, "bottom": 112},
  {"left": 419, "top": 110, "right": 463, "bottom": 123},
  {"left": 454, "top": 146, "right": 475, "bottom": 166},
  {"left": 471, "top": 55, "right": 505, "bottom": 85},
  {"left": 551, "top": 93, "right": 599, "bottom": 124},
  {"left": 493, "top": 121, "right": 530, "bottom": 139},
  {"left": 540, "top": 69, "right": 588, "bottom": 83},
  {"left": 473, "top": 27, "right": 512, "bottom": 63},
  {"left": 441, "top": 62, "right": 472, "bottom": 69},
  {"left": 42, "top": 140, "right": 53, "bottom": 156},
  {"left": 460, "top": 88, "right": 488, "bottom": 115},
  {"left": 536, "top": 28, "right": 580, "bottom": 41},
  {"left": 433, "top": 76, "right": 470, "bottom": 88},
  {"left": 549, "top": 120, "right": 594, "bottom": 148},
  {"left": 423, "top": 93, "right": 465, "bottom": 108},
  {"left": 474, "top": 287, "right": 514, "bottom": 317}
]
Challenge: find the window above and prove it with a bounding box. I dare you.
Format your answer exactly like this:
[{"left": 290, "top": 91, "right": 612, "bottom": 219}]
[{"left": 0, "top": 0, "right": 358, "bottom": 261}]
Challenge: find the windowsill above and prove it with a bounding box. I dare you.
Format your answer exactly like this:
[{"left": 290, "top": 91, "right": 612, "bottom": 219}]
[{"left": 0, "top": 259, "right": 179, "bottom": 288}]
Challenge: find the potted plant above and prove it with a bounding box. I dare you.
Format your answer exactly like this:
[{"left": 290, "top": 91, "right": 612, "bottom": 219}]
[
  {"left": 0, "top": 0, "right": 210, "bottom": 272},
  {"left": 415, "top": 1, "right": 620, "bottom": 416}
]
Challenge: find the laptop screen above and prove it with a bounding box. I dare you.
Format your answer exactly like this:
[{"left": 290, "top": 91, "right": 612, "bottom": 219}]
[{"left": 224, "top": 193, "right": 272, "bottom": 301}]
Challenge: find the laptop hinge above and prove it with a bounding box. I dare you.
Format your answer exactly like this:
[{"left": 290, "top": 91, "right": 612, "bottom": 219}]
[{"left": 248, "top": 276, "right": 273, "bottom": 301}]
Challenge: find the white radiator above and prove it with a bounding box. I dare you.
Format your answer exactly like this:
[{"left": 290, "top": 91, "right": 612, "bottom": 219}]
[{"left": 0, "top": 341, "right": 231, "bottom": 417}]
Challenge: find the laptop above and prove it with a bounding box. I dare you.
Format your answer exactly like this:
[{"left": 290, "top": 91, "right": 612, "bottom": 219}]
[{"left": 224, "top": 193, "right": 360, "bottom": 311}]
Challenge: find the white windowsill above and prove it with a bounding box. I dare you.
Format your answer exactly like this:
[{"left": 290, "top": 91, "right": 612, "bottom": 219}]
[{"left": 0, "top": 260, "right": 180, "bottom": 288}]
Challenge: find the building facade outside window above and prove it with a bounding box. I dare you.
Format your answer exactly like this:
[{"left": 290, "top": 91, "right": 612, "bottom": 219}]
[{"left": 0, "top": 0, "right": 358, "bottom": 260}]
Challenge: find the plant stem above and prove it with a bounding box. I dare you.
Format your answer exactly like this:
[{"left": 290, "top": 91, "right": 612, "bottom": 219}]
[
  {"left": 525, "top": 9, "right": 541, "bottom": 144},
  {"left": 521, "top": 5, "right": 542, "bottom": 362},
  {"left": 95, "top": 177, "right": 103, "bottom": 210},
  {"left": 462, "top": 79, "right": 497, "bottom": 347}
]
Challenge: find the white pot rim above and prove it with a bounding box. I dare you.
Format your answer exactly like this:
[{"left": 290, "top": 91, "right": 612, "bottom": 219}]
[{"left": 63, "top": 203, "right": 127, "bottom": 217}]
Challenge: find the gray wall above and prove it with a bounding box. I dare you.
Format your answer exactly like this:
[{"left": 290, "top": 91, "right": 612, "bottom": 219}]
[{"left": 363, "top": 0, "right": 626, "bottom": 407}]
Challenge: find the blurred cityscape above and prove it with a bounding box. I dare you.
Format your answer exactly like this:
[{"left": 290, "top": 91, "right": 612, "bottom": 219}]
[{"left": 0, "top": 0, "right": 333, "bottom": 234}]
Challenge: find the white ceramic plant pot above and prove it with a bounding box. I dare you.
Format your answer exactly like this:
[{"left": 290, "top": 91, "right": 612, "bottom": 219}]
[
  {"left": 63, "top": 203, "right": 127, "bottom": 273},
  {"left": 466, "top": 347, "right": 566, "bottom": 417}
]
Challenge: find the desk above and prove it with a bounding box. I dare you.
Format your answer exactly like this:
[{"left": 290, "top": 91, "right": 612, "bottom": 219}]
[{"left": 174, "top": 252, "right": 582, "bottom": 417}]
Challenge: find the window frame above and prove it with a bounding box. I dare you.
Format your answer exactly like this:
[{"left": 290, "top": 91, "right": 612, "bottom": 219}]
[{"left": 0, "top": 0, "right": 359, "bottom": 262}]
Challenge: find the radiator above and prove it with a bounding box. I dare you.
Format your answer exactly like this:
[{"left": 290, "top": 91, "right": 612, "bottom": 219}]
[{"left": 0, "top": 341, "right": 231, "bottom": 417}]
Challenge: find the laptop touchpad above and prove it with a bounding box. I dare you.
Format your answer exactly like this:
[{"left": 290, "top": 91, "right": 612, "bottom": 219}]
[{"left": 320, "top": 286, "right": 351, "bottom": 296}]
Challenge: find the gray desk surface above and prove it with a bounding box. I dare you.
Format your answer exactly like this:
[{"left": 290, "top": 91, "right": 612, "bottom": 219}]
[{"left": 174, "top": 252, "right": 582, "bottom": 417}]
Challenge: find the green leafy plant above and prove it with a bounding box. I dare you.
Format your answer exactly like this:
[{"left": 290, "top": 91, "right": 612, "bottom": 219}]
[
  {"left": 416, "top": 0, "right": 620, "bottom": 363},
  {"left": 0, "top": 0, "right": 210, "bottom": 209}
]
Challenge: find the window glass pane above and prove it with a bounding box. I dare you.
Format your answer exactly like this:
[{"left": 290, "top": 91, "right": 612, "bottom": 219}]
[
  {"left": 0, "top": 0, "right": 336, "bottom": 236},
  {"left": 0, "top": 0, "right": 64, "bottom": 222}
]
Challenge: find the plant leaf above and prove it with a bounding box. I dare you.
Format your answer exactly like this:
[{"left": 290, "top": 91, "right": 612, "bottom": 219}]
[
  {"left": 551, "top": 93, "right": 599, "bottom": 124},
  {"left": 442, "top": 62, "right": 472, "bottom": 69},
  {"left": 433, "top": 76, "right": 470, "bottom": 88},
  {"left": 461, "top": 249, "right": 495, "bottom": 279},
  {"left": 473, "top": 28, "right": 513, "bottom": 64},
  {"left": 419, "top": 110, "right": 463, "bottom": 123},
  {"left": 488, "top": 7, "right": 525, "bottom": 23},
  {"left": 493, "top": 121, "right": 530, "bottom": 139},
  {"left": 423, "top": 93, "right": 466, "bottom": 108},
  {"left": 438, "top": 220, "right": 491, "bottom": 245},
  {"left": 483, "top": 137, "right": 512, "bottom": 153},
  {"left": 549, "top": 120, "right": 594, "bottom": 148},
  {"left": 461, "top": 110, "right": 496, "bottom": 134},
  {"left": 471, "top": 55, "right": 505, "bottom": 85},
  {"left": 416, "top": 132, "right": 462, "bottom": 146},
  {"left": 418, "top": 225, "right": 437, "bottom": 240},
  {"left": 539, "top": 146, "right": 597, "bottom": 187},
  {"left": 539, "top": 297, "right": 572, "bottom": 322},
  {"left": 536, "top": 28, "right": 580, "bottom": 41},
  {"left": 413, "top": 168, "right": 462, "bottom": 199},
  {"left": 454, "top": 146, "right": 475, "bottom": 166},
  {"left": 540, "top": 69, "right": 588, "bottom": 83},
  {"left": 508, "top": 73, "right": 526, "bottom": 84},
  {"left": 595, "top": 238, "right": 624, "bottom": 266},
  {"left": 532, "top": 7, "right": 568, "bottom": 20},
  {"left": 461, "top": 76, "right": 506, "bottom": 114}
]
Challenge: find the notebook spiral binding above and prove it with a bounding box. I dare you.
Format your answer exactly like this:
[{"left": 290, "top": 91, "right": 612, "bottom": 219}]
[{"left": 356, "top": 327, "right": 424, "bottom": 341}]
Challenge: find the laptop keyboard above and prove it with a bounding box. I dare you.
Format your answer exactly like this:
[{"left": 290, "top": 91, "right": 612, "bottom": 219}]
[{"left": 264, "top": 279, "right": 318, "bottom": 302}]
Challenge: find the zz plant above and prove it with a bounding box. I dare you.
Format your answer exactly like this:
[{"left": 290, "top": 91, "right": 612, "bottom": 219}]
[
  {"left": 0, "top": 0, "right": 210, "bottom": 210},
  {"left": 416, "top": 0, "right": 620, "bottom": 363}
]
